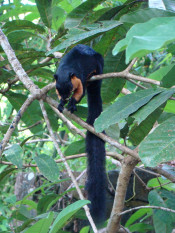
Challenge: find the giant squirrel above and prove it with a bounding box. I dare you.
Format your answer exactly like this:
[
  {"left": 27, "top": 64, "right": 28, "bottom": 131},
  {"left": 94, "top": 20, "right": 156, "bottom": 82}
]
[{"left": 54, "top": 44, "right": 106, "bottom": 223}]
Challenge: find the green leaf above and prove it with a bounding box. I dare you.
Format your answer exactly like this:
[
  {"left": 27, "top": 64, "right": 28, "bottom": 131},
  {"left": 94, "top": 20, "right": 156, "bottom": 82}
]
[
  {"left": 129, "top": 106, "right": 164, "bottom": 146},
  {"left": 3, "top": 144, "right": 23, "bottom": 168},
  {"left": 52, "top": 6, "right": 65, "bottom": 31},
  {"left": 80, "top": 226, "right": 90, "bottom": 233},
  {"left": 65, "top": 139, "right": 85, "bottom": 156},
  {"left": 121, "top": 8, "right": 175, "bottom": 24},
  {"left": 7, "top": 30, "right": 39, "bottom": 44},
  {"left": 65, "top": 0, "right": 104, "bottom": 28},
  {"left": 34, "top": 154, "right": 59, "bottom": 182},
  {"left": 139, "top": 116, "right": 175, "bottom": 167},
  {"left": 113, "top": 17, "right": 175, "bottom": 63},
  {"left": 0, "top": 168, "right": 16, "bottom": 183},
  {"left": 94, "top": 88, "right": 162, "bottom": 133},
  {"left": 147, "top": 177, "right": 175, "bottom": 191},
  {"left": 35, "top": 0, "right": 52, "bottom": 28},
  {"left": 95, "top": 27, "right": 127, "bottom": 103},
  {"left": 165, "top": 100, "right": 175, "bottom": 114},
  {"left": 106, "top": 124, "right": 120, "bottom": 141},
  {"left": 132, "top": 89, "right": 175, "bottom": 125},
  {"left": 12, "top": 179, "right": 69, "bottom": 206},
  {"left": 0, "top": 69, "right": 14, "bottom": 83},
  {"left": 6, "top": 92, "right": 43, "bottom": 134},
  {"left": 128, "top": 223, "right": 153, "bottom": 232},
  {"left": 37, "top": 194, "right": 58, "bottom": 214},
  {"left": 49, "top": 200, "right": 90, "bottom": 233},
  {"left": 20, "top": 136, "right": 34, "bottom": 147},
  {"left": 24, "top": 212, "right": 54, "bottom": 233},
  {"left": 47, "top": 20, "right": 122, "bottom": 55},
  {"left": 0, "top": 5, "right": 38, "bottom": 22},
  {"left": 125, "top": 208, "right": 152, "bottom": 227},
  {"left": 148, "top": 64, "right": 175, "bottom": 82},
  {"left": 161, "top": 65, "right": 175, "bottom": 87},
  {"left": 2, "top": 20, "right": 45, "bottom": 34},
  {"left": 148, "top": 190, "right": 175, "bottom": 233}
]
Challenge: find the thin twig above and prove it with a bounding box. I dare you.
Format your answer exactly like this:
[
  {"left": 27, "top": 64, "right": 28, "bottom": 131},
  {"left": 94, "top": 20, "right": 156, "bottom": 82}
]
[
  {"left": 128, "top": 79, "right": 147, "bottom": 89},
  {"left": 124, "top": 58, "right": 137, "bottom": 72},
  {"left": 50, "top": 105, "right": 86, "bottom": 138},
  {"left": 150, "top": 167, "right": 175, "bottom": 183},
  {"left": 0, "top": 152, "right": 122, "bottom": 167},
  {"left": 39, "top": 100, "right": 98, "bottom": 233},
  {"left": 151, "top": 181, "right": 173, "bottom": 189},
  {"left": 133, "top": 170, "right": 148, "bottom": 190},
  {"left": 90, "top": 71, "right": 160, "bottom": 85},
  {"left": 18, "top": 121, "right": 42, "bottom": 132},
  {"left": 118, "top": 205, "right": 175, "bottom": 216}
]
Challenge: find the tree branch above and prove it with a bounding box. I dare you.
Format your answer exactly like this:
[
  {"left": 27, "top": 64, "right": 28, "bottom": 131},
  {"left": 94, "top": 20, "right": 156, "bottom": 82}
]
[
  {"left": 0, "top": 29, "right": 40, "bottom": 95},
  {"left": 46, "top": 96, "right": 140, "bottom": 160},
  {"left": 107, "top": 156, "right": 139, "bottom": 233}
]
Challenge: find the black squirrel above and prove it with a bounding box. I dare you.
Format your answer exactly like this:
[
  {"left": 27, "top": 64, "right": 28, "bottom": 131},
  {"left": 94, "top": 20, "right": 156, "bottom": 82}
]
[{"left": 54, "top": 44, "right": 106, "bottom": 223}]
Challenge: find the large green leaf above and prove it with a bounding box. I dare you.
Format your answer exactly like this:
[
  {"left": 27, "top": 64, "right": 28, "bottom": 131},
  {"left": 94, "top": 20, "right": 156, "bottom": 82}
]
[
  {"left": 139, "top": 116, "right": 175, "bottom": 167},
  {"left": 35, "top": 0, "right": 52, "bottom": 28},
  {"left": 113, "top": 17, "right": 175, "bottom": 63},
  {"left": 121, "top": 8, "right": 175, "bottom": 24},
  {"left": 3, "top": 144, "right": 23, "bottom": 168},
  {"left": 2, "top": 20, "right": 45, "bottom": 34},
  {"left": 132, "top": 89, "right": 175, "bottom": 124},
  {"left": 24, "top": 212, "right": 54, "bottom": 233},
  {"left": 148, "top": 190, "right": 175, "bottom": 233},
  {"left": 49, "top": 200, "right": 90, "bottom": 233},
  {"left": 34, "top": 154, "right": 59, "bottom": 182},
  {"left": 47, "top": 20, "right": 122, "bottom": 55},
  {"left": 94, "top": 88, "right": 163, "bottom": 133}
]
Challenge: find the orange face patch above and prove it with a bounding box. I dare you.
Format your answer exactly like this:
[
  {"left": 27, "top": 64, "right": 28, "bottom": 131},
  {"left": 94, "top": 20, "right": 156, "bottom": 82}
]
[
  {"left": 56, "top": 89, "right": 61, "bottom": 100},
  {"left": 71, "top": 76, "right": 83, "bottom": 102}
]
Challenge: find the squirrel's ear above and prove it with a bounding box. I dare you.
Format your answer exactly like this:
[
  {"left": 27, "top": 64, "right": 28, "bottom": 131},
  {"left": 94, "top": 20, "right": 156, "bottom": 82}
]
[
  {"left": 54, "top": 74, "right": 58, "bottom": 80},
  {"left": 69, "top": 72, "right": 74, "bottom": 78}
]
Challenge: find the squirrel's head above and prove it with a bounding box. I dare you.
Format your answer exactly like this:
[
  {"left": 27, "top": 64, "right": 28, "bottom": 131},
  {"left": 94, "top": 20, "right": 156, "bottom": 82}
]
[{"left": 54, "top": 72, "right": 74, "bottom": 101}]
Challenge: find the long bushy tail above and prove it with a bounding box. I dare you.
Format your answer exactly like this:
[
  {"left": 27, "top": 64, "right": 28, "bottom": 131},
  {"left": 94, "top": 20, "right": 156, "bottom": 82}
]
[{"left": 85, "top": 80, "right": 106, "bottom": 223}]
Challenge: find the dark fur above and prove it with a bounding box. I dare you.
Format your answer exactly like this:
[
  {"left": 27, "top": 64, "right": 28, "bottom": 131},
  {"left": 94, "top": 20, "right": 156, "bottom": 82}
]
[{"left": 55, "top": 44, "right": 106, "bottom": 223}]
